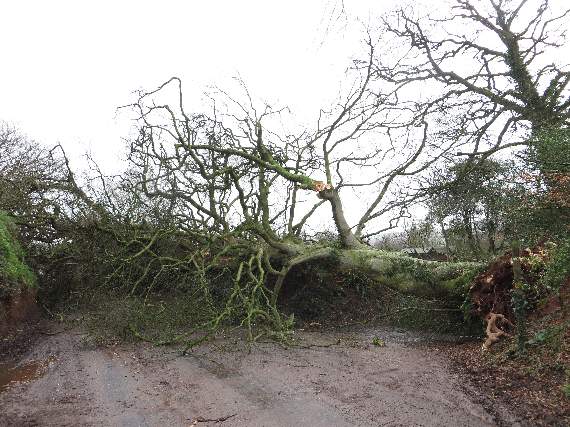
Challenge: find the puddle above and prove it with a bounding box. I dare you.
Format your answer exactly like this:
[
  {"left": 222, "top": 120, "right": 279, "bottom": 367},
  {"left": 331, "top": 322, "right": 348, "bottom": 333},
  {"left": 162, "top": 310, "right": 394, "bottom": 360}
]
[{"left": 0, "top": 357, "right": 55, "bottom": 392}]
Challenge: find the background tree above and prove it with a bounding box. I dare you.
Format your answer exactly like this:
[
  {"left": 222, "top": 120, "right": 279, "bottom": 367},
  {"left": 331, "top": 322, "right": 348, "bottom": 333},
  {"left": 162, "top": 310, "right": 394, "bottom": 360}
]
[
  {"left": 508, "top": 127, "right": 570, "bottom": 241},
  {"left": 378, "top": 0, "right": 570, "bottom": 164},
  {"left": 403, "top": 220, "right": 436, "bottom": 250},
  {"left": 427, "top": 159, "right": 511, "bottom": 258}
]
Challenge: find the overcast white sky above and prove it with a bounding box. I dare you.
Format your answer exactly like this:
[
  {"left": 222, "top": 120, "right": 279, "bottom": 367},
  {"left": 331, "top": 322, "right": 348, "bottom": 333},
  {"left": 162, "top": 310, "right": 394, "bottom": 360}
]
[{"left": 0, "top": 0, "right": 399, "bottom": 170}]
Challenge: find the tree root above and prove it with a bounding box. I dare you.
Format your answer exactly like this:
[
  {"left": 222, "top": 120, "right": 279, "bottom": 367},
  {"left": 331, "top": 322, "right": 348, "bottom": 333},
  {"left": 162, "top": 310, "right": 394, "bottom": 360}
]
[{"left": 482, "top": 312, "right": 514, "bottom": 351}]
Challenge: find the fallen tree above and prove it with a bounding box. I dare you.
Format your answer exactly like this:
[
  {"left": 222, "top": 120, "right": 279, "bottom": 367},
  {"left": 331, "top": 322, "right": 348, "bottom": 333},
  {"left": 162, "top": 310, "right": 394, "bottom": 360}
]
[
  {"left": 115, "top": 0, "right": 570, "bottom": 340},
  {"left": 112, "top": 55, "right": 482, "bottom": 342},
  {"left": 3, "top": 0, "right": 568, "bottom": 346}
]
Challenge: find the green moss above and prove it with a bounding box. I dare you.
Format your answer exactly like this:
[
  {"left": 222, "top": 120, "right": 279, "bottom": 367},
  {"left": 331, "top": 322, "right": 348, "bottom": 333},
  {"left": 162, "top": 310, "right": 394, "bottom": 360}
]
[
  {"left": 0, "top": 211, "right": 36, "bottom": 296},
  {"left": 268, "top": 161, "right": 314, "bottom": 189},
  {"left": 352, "top": 248, "right": 483, "bottom": 298},
  {"left": 372, "top": 336, "right": 385, "bottom": 347}
]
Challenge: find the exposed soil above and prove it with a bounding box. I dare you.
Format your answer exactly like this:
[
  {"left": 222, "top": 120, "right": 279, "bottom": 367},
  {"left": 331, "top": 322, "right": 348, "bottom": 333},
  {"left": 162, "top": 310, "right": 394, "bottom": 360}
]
[
  {"left": 0, "top": 317, "right": 44, "bottom": 365},
  {"left": 0, "top": 324, "right": 520, "bottom": 427},
  {"left": 0, "top": 288, "right": 43, "bottom": 365},
  {"left": 0, "top": 288, "right": 39, "bottom": 339}
]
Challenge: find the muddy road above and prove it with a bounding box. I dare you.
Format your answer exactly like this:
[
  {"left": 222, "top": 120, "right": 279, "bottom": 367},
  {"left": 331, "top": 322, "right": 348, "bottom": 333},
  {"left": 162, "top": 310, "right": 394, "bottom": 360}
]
[{"left": 1, "top": 326, "right": 518, "bottom": 426}]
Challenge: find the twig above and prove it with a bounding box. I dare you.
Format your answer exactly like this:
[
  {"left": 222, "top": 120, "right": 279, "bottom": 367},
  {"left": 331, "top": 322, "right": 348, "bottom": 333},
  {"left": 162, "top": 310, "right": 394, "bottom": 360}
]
[
  {"left": 190, "top": 413, "right": 237, "bottom": 424},
  {"left": 40, "top": 328, "right": 72, "bottom": 336}
]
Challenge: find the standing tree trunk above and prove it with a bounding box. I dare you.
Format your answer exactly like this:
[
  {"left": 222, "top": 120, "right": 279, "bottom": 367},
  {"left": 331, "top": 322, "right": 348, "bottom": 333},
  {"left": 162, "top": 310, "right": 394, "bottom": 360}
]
[
  {"left": 318, "top": 187, "right": 362, "bottom": 249},
  {"left": 462, "top": 210, "right": 479, "bottom": 257},
  {"left": 511, "top": 241, "right": 526, "bottom": 353},
  {"left": 487, "top": 219, "right": 497, "bottom": 255},
  {"left": 438, "top": 219, "right": 452, "bottom": 257}
]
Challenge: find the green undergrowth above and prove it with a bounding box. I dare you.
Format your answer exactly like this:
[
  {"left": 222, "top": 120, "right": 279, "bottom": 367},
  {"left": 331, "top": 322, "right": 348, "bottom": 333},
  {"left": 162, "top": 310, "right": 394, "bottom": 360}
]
[
  {"left": 76, "top": 249, "right": 293, "bottom": 348},
  {"left": 283, "top": 261, "right": 483, "bottom": 337},
  {"left": 384, "top": 291, "right": 483, "bottom": 336},
  {"left": 484, "top": 313, "right": 569, "bottom": 403},
  {"left": 542, "top": 239, "right": 570, "bottom": 292},
  {"left": 82, "top": 292, "right": 217, "bottom": 346},
  {"left": 0, "top": 211, "right": 36, "bottom": 298},
  {"left": 66, "top": 248, "right": 487, "bottom": 347}
]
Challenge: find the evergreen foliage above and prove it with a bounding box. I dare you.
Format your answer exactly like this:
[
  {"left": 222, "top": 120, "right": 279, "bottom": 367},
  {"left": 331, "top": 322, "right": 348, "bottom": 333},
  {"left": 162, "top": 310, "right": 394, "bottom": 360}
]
[{"left": 0, "top": 211, "right": 36, "bottom": 297}]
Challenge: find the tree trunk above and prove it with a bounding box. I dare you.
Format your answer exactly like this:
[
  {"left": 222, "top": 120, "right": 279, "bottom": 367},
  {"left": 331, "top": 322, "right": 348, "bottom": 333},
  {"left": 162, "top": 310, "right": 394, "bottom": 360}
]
[
  {"left": 462, "top": 211, "right": 479, "bottom": 257},
  {"left": 487, "top": 220, "right": 497, "bottom": 255},
  {"left": 271, "top": 245, "right": 482, "bottom": 301},
  {"left": 318, "top": 188, "right": 362, "bottom": 249},
  {"left": 438, "top": 219, "right": 452, "bottom": 256},
  {"left": 511, "top": 241, "right": 527, "bottom": 352}
]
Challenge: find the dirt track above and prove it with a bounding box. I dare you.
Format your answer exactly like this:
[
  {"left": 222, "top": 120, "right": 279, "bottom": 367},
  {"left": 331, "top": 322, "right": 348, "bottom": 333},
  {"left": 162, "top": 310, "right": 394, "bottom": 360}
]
[{"left": 0, "top": 326, "right": 519, "bottom": 426}]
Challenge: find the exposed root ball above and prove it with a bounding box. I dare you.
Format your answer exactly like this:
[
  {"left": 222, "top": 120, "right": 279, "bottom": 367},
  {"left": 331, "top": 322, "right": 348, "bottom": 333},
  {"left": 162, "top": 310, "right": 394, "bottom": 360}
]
[{"left": 469, "top": 245, "right": 549, "bottom": 349}]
